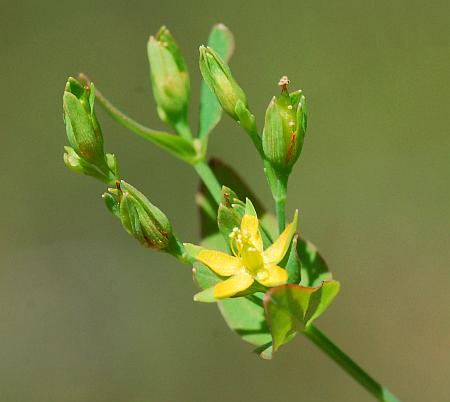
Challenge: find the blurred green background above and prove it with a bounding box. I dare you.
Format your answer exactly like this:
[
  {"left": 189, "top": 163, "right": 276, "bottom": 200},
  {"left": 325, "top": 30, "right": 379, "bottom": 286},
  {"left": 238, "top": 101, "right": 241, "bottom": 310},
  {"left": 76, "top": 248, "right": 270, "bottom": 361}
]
[{"left": 1, "top": 0, "right": 449, "bottom": 401}]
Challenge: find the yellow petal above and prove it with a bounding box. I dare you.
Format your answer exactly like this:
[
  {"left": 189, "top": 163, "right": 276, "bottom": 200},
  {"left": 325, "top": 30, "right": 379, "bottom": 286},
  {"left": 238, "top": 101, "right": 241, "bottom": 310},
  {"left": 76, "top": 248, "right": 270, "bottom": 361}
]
[
  {"left": 256, "top": 265, "right": 288, "bottom": 287},
  {"left": 197, "top": 250, "right": 242, "bottom": 276},
  {"left": 240, "top": 214, "right": 263, "bottom": 252},
  {"left": 213, "top": 272, "right": 254, "bottom": 299},
  {"left": 263, "top": 210, "right": 298, "bottom": 264}
]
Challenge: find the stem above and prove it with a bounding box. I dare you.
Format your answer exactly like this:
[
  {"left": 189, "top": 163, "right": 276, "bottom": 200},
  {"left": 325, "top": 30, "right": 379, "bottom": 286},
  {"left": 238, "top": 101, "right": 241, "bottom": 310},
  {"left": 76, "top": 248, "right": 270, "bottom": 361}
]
[
  {"left": 275, "top": 197, "right": 286, "bottom": 233},
  {"left": 303, "top": 325, "right": 400, "bottom": 402},
  {"left": 264, "top": 162, "right": 288, "bottom": 234},
  {"left": 165, "top": 234, "right": 195, "bottom": 265},
  {"left": 174, "top": 119, "right": 193, "bottom": 141},
  {"left": 193, "top": 160, "right": 222, "bottom": 205},
  {"left": 92, "top": 85, "right": 157, "bottom": 138}
]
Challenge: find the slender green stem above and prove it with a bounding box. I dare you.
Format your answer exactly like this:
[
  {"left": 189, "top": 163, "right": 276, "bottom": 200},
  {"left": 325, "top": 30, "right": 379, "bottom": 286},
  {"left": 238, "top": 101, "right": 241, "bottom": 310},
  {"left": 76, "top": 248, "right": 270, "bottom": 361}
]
[
  {"left": 165, "top": 234, "right": 195, "bottom": 265},
  {"left": 303, "top": 325, "right": 400, "bottom": 402},
  {"left": 275, "top": 197, "right": 286, "bottom": 233},
  {"left": 93, "top": 86, "right": 160, "bottom": 139},
  {"left": 193, "top": 160, "right": 222, "bottom": 205},
  {"left": 174, "top": 120, "right": 193, "bottom": 141}
]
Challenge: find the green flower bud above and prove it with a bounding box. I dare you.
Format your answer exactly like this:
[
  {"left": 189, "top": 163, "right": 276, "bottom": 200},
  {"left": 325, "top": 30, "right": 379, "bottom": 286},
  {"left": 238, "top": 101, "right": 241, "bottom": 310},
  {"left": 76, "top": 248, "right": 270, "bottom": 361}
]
[
  {"left": 262, "top": 76, "right": 307, "bottom": 171},
  {"left": 62, "top": 78, "right": 118, "bottom": 185},
  {"left": 63, "top": 78, "right": 105, "bottom": 165},
  {"left": 199, "top": 45, "right": 247, "bottom": 121},
  {"left": 117, "top": 181, "right": 172, "bottom": 250},
  {"left": 147, "top": 26, "right": 190, "bottom": 127}
]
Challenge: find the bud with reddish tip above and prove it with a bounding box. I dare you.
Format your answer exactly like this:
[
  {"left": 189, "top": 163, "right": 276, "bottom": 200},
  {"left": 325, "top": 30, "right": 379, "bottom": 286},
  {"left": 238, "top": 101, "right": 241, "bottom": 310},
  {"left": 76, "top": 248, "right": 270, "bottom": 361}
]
[{"left": 262, "top": 76, "right": 307, "bottom": 172}]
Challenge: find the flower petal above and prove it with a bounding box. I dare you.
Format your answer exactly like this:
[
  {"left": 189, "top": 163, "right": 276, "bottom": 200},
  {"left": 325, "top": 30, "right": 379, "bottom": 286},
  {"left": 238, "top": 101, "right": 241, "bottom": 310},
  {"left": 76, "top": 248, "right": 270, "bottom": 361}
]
[
  {"left": 263, "top": 210, "right": 298, "bottom": 264},
  {"left": 197, "top": 250, "right": 242, "bottom": 276},
  {"left": 213, "top": 272, "right": 254, "bottom": 299},
  {"left": 240, "top": 214, "right": 263, "bottom": 252},
  {"left": 256, "top": 265, "right": 288, "bottom": 287}
]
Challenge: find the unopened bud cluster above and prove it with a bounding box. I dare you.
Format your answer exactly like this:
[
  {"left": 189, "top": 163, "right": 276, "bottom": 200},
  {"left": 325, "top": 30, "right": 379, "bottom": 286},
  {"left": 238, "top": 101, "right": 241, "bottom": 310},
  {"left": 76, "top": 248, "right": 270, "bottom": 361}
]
[{"left": 63, "top": 77, "right": 118, "bottom": 184}]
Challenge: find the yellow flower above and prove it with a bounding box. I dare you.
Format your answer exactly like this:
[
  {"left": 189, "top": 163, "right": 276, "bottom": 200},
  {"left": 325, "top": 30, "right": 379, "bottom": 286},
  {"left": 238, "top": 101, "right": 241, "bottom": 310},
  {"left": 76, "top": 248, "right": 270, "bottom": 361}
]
[{"left": 186, "top": 203, "right": 298, "bottom": 301}]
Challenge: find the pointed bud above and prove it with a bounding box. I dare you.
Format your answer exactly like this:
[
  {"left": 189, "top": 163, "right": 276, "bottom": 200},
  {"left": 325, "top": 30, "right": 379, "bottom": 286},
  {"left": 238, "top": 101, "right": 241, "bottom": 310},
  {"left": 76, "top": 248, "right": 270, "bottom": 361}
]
[
  {"left": 63, "top": 78, "right": 106, "bottom": 165},
  {"left": 63, "top": 78, "right": 118, "bottom": 184},
  {"left": 262, "top": 77, "right": 307, "bottom": 171},
  {"left": 147, "top": 26, "right": 190, "bottom": 127},
  {"left": 115, "top": 181, "right": 172, "bottom": 249},
  {"left": 199, "top": 46, "right": 247, "bottom": 121}
]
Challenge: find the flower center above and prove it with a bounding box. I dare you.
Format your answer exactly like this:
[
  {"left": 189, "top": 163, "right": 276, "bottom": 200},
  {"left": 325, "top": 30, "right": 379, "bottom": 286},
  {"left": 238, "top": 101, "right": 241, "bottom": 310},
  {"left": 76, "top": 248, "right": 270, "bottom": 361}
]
[{"left": 229, "top": 227, "right": 263, "bottom": 274}]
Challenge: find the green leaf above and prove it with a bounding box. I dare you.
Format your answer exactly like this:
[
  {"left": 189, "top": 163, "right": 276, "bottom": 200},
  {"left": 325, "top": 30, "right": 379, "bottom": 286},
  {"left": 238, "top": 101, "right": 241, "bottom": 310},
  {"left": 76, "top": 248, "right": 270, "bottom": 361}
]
[
  {"left": 264, "top": 281, "right": 340, "bottom": 352},
  {"left": 198, "top": 24, "right": 235, "bottom": 143},
  {"left": 133, "top": 129, "right": 197, "bottom": 164},
  {"left": 218, "top": 294, "right": 274, "bottom": 357},
  {"left": 297, "top": 238, "right": 333, "bottom": 287},
  {"left": 93, "top": 87, "right": 197, "bottom": 164}
]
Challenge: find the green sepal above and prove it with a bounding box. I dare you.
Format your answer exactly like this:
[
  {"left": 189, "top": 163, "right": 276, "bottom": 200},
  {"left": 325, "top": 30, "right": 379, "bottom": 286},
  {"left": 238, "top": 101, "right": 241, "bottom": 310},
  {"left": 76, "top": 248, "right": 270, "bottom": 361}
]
[
  {"left": 63, "top": 146, "right": 115, "bottom": 185},
  {"left": 105, "top": 153, "right": 119, "bottom": 177},
  {"left": 199, "top": 24, "right": 235, "bottom": 143},
  {"left": 235, "top": 99, "right": 257, "bottom": 134},
  {"left": 102, "top": 192, "right": 120, "bottom": 218},
  {"left": 282, "top": 234, "right": 302, "bottom": 284},
  {"left": 264, "top": 281, "right": 340, "bottom": 352},
  {"left": 244, "top": 197, "right": 257, "bottom": 217},
  {"left": 193, "top": 286, "right": 217, "bottom": 303},
  {"left": 217, "top": 186, "right": 244, "bottom": 245}
]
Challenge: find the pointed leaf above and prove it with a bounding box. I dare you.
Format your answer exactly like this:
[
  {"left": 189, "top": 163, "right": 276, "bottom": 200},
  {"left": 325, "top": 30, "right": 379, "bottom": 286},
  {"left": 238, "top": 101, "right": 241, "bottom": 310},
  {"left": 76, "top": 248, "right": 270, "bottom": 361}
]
[
  {"left": 93, "top": 87, "right": 197, "bottom": 163},
  {"left": 218, "top": 294, "right": 273, "bottom": 354},
  {"left": 297, "top": 238, "right": 333, "bottom": 287}
]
